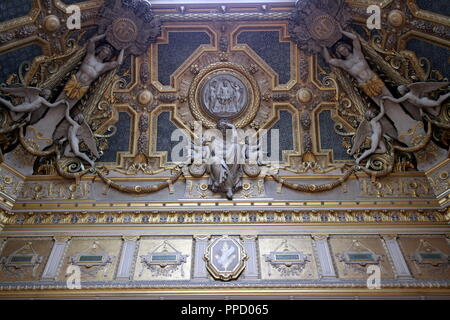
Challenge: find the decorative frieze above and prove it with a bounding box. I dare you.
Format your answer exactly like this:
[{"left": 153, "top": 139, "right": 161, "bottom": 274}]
[{"left": 2, "top": 208, "right": 447, "bottom": 226}]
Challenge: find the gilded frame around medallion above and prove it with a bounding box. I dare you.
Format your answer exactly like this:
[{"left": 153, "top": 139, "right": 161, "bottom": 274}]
[
  {"left": 188, "top": 62, "right": 261, "bottom": 128},
  {"left": 204, "top": 235, "right": 248, "bottom": 281}
]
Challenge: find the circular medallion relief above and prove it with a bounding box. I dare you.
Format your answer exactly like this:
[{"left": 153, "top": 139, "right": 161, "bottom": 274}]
[
  {"left": 189, "top": 62, "right": 260, "bottom": 129},
  {"left": 200, "top": 72, "right": 248, "bottom": 120},
  {"left": 309, "top": 15, "right": 338, "bottom": 41},
  {"left": 112, "top": 18, "right": 138, "bottom": 43}
]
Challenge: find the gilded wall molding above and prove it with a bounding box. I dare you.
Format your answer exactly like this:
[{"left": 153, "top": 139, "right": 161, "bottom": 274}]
[{"left": 0, "top": 208, "right": 447, "bottom": 226}]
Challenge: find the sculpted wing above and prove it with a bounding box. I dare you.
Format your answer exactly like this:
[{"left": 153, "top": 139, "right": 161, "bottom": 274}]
[
  {"left": 0, "top": 86, "right": 41, "bottom": 98},
  {"left": 407, "top": 82, "right": 449, "bottom": 97},
  {"left": 78, "top": 122, "right": 100, "bottom": 158},
  {"left": 350, "top": 119, "right": 372, "bottom": 155},
  {"left": 380, "top": 117, "right": 397, "bottom": 139},
  {"left": 53, "top": 120, "right": 71, "bottom": 142}
]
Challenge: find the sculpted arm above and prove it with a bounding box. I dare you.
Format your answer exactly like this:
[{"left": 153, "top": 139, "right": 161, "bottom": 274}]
[
  {"left": 65, "top": 105, "right": 77, "bottom": 127},
  {"left": 373, "top": 100, "right": 386, "bottom": 123},
  {"left": 322, "top": 46, "right": 344, "bottom": 68},
  {"left": 382, "top": 95, "right": 410, "bottom": 104},
  {"left": 41, "top": 98, "right": 69, "bottom": 109},
  {"left": 341, "top": 30, "right": 362, "bottom": 53},
  {"left": 102, "top": 49, "right": 125, "bottom": 72},
  {"left": 87, "top": 34, "right": 106, "bottom": 54}
]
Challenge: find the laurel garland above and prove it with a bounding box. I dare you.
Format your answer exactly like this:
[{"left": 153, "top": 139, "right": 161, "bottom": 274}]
[
  {"left": 0, "top": 120, "right": 26, "bottom": 134},
  {"left": 270, "top": 166, "right": 357, "bottom": 193},
  {"left": 18, "top": 127, "right": 57, "bottom": 157},
  {"left": 96, "top": 168, "right": 183, "bottom": 195}
]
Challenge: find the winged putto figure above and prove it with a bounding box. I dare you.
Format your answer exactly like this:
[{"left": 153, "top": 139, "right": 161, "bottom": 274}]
[
  {"left": 0, "top": 86, "right": 67, "bottom": 122},
  {"left": 350, "top": 101, "right": 387, "bottom": 164},
  {"left": 56, "top": 105, "right": 100, "bottom": 168},
  {"left": 382, "top": 82, "right": 450, "bottom": 118}
]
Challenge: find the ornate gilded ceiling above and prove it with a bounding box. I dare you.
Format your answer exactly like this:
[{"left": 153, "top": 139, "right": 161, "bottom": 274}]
[
  {"left": 0, "top": 0, "right": 448, "bottom": 206},
  {"left": 0, "top": 0, "right": 449, "bottom": 299}
]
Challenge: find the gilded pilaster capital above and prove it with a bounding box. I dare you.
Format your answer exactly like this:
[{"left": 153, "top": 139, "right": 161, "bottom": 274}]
[
  {"left": 312, "top": 234, "right": 329, "bottom": 241},
  {"left": 240, "top": 234, "right": 258, "bottom": 241},
  {"left": 122, "top": 235, "right": 140, "bottom": 242},
  {"left": 53, "top": 235, "right": 71, "bottom": 242},
  {"left": 381, "top": 234, "right": 398, "bottom": 241},
  {"left": 194, "top": 234, "right": 210, "bottom": 241}
]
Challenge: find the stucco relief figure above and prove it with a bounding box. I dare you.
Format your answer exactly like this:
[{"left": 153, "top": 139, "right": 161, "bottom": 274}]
[
  {"left": 0, "top": 87, "right": 67, "bottom": 122},
  {"left": 214, "top": 241, "right": 236, "bottom": 272},
  {"left": 321, "top": 28, "right": 427, "bottom": 132},
  {"left": 202, "top": 75, "right": 246, "bottom": 118},
  {"left": 206, "top": 120, "right": 244, "bottom": 200},
  {"left": 383, "top": 82, "right": 450, "bottom": 118},
  {"left": 322, "top": 30, "right": 387, "bottom": 99},
  {"left": 189, "top": 118, "right": 262, "bottom": 200},
  {"left": 230, "top": 82, "right": 243, "bottom": 113},
  {"left": 24, "top": 33, "right": 126, "bottom": 152},
  {"left": 57, "top": 106, "right": 100, "bottom": 168},
  {"left": 208, "top": 80, "right": 219, "bottom": 113},
  {"left": 350, "top": 101, "right": 387, "bottom": 164},
  {"left": 320, "top": 28, "right": 448, "bottom": 171},
  {"left": 63, "top": 34, "right": 125, "bottom": 101}
]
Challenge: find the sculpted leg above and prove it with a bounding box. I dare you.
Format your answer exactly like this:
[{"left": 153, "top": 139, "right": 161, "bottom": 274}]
[
  {"left": 420, "top": 93, "right": 450, "bottom": 116},
  {"left": 356, "top": 148, "right": 375, "bottom": 164},
  {"left": 356, "top": 133, "right": 381, "bottom": 164},
  {"left": 63, "top": 144, "right": 73, "bottom": 157},
  {"left": 375, "top": 139, "right": 387, "bottom": 154},
  {"left": 71, "top": 142, "right": 95, "bottom": 167}
]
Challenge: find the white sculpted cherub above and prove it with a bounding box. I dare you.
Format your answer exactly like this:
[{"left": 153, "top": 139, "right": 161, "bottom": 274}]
[
  {"left": 382, "top": 82, "right": 450, "bottom": 117},
  {"left": 0, "top": 87, "right": 67, "bottom": 122},
  {"left": 350, "top": 101, "right": 387, "bottom": 164},
  {"left": 56, "top": 105, "right": 100, "bottom": 168}
]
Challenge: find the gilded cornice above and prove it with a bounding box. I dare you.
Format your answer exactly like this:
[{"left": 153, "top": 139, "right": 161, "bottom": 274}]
[{"left": 0, "top": 284, "right": 449, "bottom": 299}]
